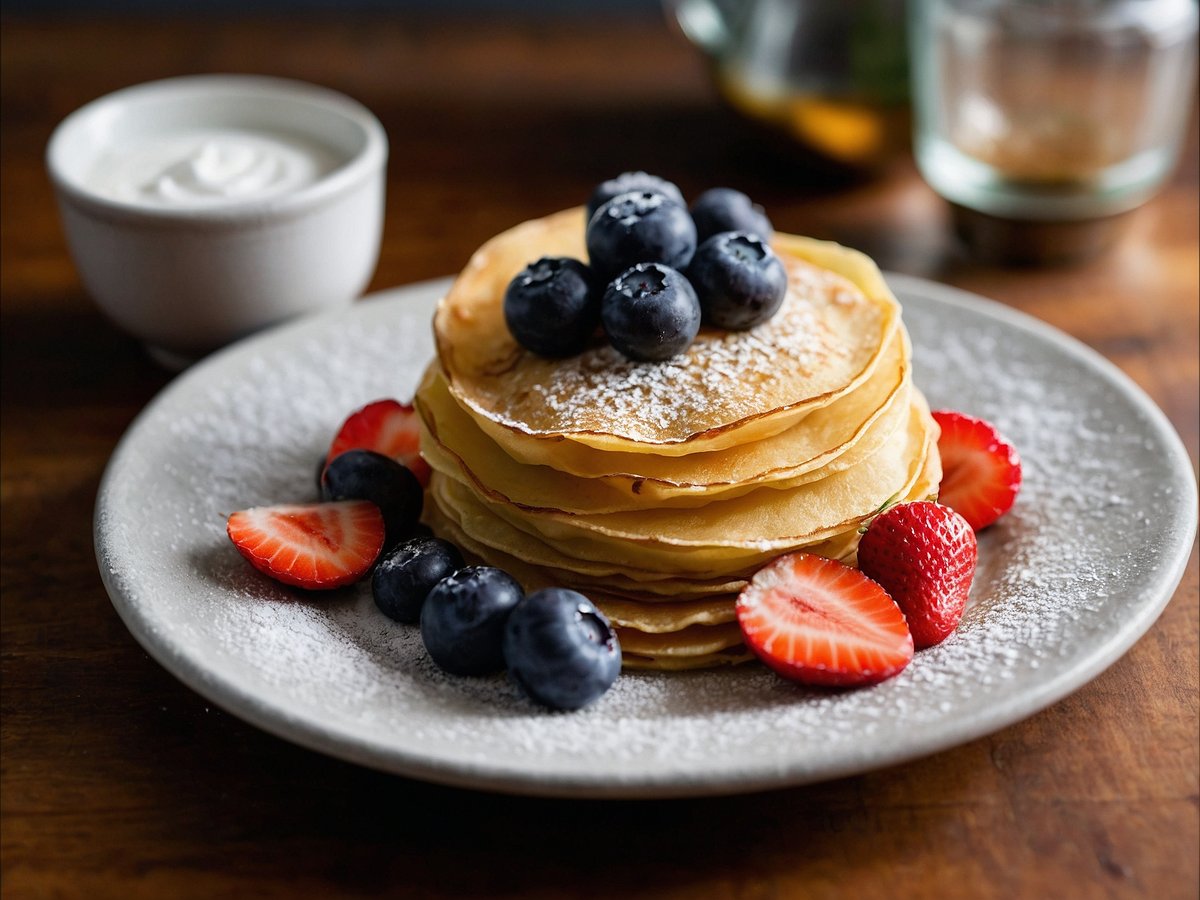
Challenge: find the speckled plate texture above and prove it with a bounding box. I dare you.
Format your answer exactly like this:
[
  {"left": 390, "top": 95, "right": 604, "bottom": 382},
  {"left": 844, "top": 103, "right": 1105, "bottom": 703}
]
[{"left": 95, "top": 274, "right": 1198, "bottom": 798}]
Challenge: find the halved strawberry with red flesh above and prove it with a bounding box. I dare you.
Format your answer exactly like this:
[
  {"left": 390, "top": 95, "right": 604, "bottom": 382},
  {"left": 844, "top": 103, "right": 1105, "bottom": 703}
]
[
  {"left": 736, "top": 553, "right": 913, "bottom": 687},
  {"left": 326, "top": 399, "right": 431, "bottom": 486},
  {"left": 931, "top": 409, "right": 1021, "bottom": 531},
  {"left": 858, "top": 501, "right": 977, "bottom": 650},
  {"left": 226, "top": 501, "right": 385, "bottom": 590}
]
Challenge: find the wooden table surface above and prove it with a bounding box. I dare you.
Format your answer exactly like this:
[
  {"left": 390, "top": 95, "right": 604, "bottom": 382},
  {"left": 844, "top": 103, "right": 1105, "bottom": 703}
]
[{"left": 2, "top": 13, "right": 1197, "bottom": 899}]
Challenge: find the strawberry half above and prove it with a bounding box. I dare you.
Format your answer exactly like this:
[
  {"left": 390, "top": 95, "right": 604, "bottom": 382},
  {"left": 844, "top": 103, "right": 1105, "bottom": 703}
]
[
  {"left": 226, "top": 501, "right": 385, "bottom": 590},
  {"left": 735, "top": 553, "right": 913, "bottom": 687},
  {"left": 858, "top": 501, "right": 977, "bottom": 650},
  {"left": 326, "top": 399, "right": 431, "bottom": 487},
  {"left": 931, "top": 409, "right": 1021, "bottom": 531}
]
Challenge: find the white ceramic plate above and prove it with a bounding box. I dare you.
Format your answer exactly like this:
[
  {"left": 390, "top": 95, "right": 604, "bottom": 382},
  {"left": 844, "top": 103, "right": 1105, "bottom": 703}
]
[{"left": 96, "top": 274, "right": 1197, "bottom": 798}]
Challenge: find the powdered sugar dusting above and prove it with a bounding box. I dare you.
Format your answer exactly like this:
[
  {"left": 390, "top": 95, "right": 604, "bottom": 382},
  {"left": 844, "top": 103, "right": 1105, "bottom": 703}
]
[
  {"left": 95, "top": 277, "right": 1196, "bottom": 796},
  {"left": 512, "top": 304, "right": 831, "bottom": 436}
]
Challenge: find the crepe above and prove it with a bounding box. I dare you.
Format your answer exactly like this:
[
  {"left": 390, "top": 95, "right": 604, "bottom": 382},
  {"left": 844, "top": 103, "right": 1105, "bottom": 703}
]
[{"left": 434, "top": 208, "right": 900, "bottom": 455}]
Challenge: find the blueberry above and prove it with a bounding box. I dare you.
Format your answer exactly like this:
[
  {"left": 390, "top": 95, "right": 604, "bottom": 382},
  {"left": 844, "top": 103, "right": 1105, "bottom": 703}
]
[
  {"left": 688, "top": 232, "right": 788, "bottom": 330},
  {"left": 689, "top": 188, "right": 773, "bottom": 244},
  {"left": 503, "top": 588, "right": 621, "bottom": 711},
  {"left": 420, "top": 566, "right": 523, "bottom": 676},
  {"left": 586, "top": 190, "right": 697, "bottom": 282},
  {"left": 601, "top": 262, "right": 701, "bottom": 361},
  {"left": 503, "top": 256, "right": 599, "bottom": 357},
  {"left": 321, "top": 450, "right": 424, "bottom": 548},
  {"left": 586, "top": 171, "right": 685, "bottom": 220},
  {"left": 372, "top": 536, "right": 464, "bottom": 624}
]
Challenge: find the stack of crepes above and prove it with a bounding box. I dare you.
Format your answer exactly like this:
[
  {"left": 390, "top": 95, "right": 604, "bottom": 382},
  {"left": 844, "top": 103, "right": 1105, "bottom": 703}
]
[{"left": 416, "top": 208, "right": 941, "bottom": 670}]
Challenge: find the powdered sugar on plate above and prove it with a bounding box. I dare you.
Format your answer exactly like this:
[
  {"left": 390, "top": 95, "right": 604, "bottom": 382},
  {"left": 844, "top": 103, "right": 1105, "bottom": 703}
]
[{"left": 95, "top": 274, "right": 1197, "bottom": 797}]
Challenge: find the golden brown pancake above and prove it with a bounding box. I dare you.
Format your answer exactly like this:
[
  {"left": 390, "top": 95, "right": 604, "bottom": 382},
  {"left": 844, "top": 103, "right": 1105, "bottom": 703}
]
[{"left": 435, "top": 208, "right": 900, "bottom": 455}]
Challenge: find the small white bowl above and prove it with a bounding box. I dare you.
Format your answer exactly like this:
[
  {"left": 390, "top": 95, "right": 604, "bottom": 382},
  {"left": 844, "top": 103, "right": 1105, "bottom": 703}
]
[{"left": 47, "top": 75, "right": 388, "bottom": 368}]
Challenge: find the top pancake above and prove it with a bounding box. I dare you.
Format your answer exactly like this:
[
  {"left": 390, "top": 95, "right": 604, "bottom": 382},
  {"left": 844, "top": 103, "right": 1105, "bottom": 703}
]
[{"left": 435, "top": 208, "right": 899, "bottom": 455}]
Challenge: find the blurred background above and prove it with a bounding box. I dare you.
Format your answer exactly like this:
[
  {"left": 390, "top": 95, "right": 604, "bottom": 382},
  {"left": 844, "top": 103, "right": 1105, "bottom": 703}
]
[
  {"left": 1, "top": 0, "right": 925, "bottom": 255},
  {"left": 3, "top": 0, "right": 1196, "bottom": 417},
  {"left": 2, "top": 0, "right": 1196, "bottom": 392}
]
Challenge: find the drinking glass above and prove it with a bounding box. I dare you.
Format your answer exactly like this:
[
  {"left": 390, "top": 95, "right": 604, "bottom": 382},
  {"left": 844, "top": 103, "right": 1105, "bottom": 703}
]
[{"left": 910, "top": 0, "right": 1198, "bottom": 261}]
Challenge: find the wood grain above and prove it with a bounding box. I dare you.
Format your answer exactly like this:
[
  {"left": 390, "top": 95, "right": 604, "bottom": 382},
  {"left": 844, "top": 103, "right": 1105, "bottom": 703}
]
[{"left": 2, "top": 13, "right": 1196, "bottom": 900}]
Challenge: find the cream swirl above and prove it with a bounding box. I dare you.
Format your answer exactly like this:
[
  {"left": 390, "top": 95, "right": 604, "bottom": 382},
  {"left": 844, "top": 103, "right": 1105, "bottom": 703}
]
[{"left": 89, "top": 128, "right": 342, "bottom": 207}]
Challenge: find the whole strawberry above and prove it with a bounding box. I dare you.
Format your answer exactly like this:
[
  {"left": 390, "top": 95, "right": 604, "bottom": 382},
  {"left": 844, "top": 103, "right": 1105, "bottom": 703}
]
[{"left": 857, "top": 501, "right": 977, "bottom": 650}]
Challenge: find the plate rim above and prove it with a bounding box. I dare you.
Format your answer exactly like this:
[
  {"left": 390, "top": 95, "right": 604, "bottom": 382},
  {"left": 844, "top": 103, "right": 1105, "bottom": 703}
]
[{"left": 95, "top": 273, "right": 1198, "bottom": 798}]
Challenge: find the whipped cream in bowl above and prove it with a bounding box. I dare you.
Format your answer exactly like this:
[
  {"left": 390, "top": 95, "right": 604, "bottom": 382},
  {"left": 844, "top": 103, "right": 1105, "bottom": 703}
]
[{"left": 47, "top": 75, "right": 388, "bottom": 367}]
